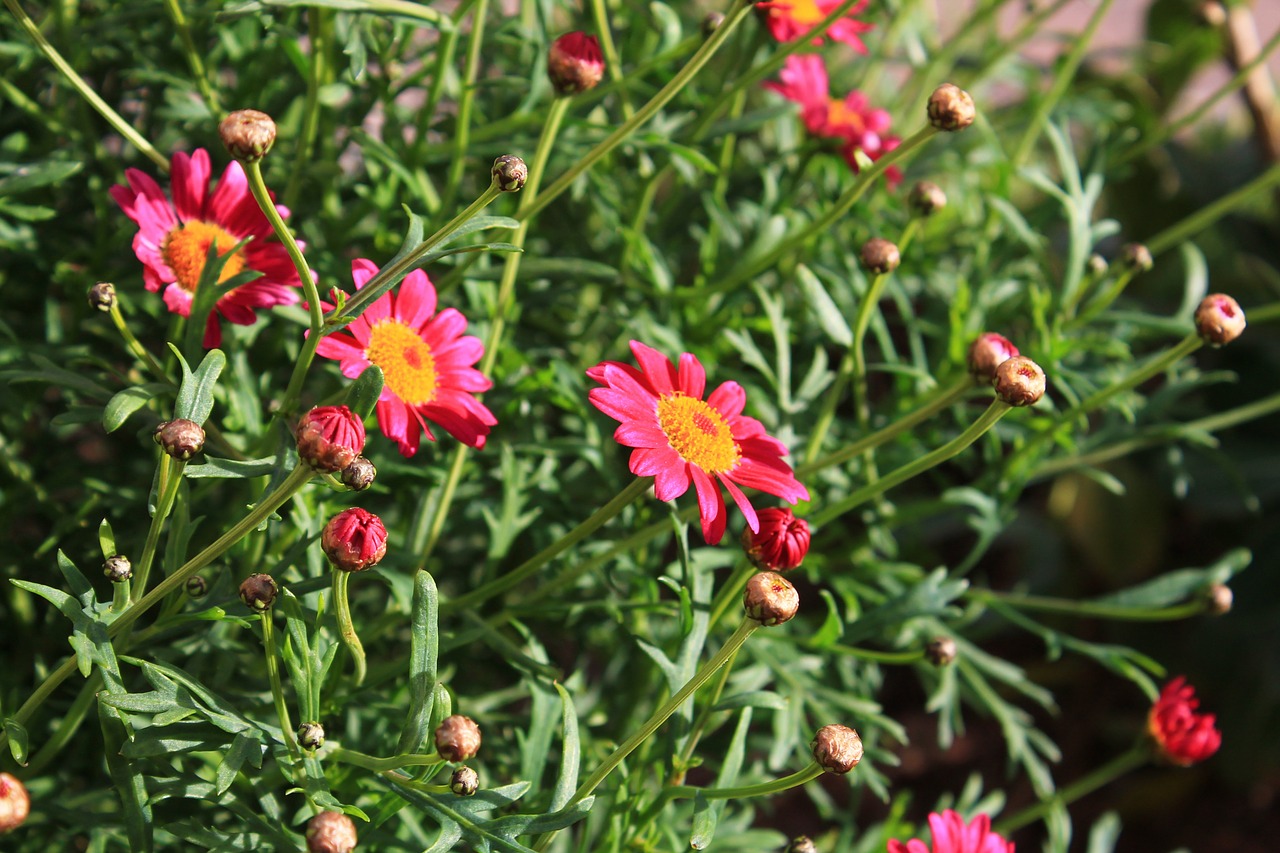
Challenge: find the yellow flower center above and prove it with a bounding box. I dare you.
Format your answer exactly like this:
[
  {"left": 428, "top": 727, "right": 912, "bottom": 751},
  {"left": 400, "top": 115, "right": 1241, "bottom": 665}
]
[
  {"left": 161, "top": 221, "right": 247, "bottom": 293},
  {"left": 777, "top": 0, "right": 823, "bottom": 25},
  {"left": 827, "top": 98, "right": 867, "bottom": 133},
  {"left": 656, "top": 393, "right": 740, "bottom": 474},
  {"left": 364, "top": 319, "right": 438, "bottom": 406}
]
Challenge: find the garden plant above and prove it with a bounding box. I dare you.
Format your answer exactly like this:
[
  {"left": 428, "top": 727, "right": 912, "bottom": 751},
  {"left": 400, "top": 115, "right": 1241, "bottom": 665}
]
[{"left": 1, "top": 0, "right": 1279, "bottom": 850}]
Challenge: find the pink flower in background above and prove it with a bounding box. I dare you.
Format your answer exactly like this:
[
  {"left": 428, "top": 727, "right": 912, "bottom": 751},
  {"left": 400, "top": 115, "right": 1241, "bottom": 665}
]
[
  {"left": 110, "top": 149, "right": 301, "bottom": 348},
  {"left": 756, "top": 0, "right": 874, "bottom": 53},
  {"left": 1148, "top": 676, "right": 1222, "bottom": 766},
  {"left": 888, "top": 810, "right": 1015, "bottom": 853},
  {"left": 315, "top": 259, "right": 496, "bottom": 456}
]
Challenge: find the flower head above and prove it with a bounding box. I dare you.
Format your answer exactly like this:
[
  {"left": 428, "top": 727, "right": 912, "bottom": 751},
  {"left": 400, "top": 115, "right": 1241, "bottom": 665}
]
[
  {"left": 588, "top": 341, "right": 809, "bottom": 544},
  {"left": 743, "top": 571, "right": 800, "bottom": 625},
  {"left": 0, "top": 773, "right": 30, "bottom": 833},
  {"left": 547, "top": 32, "right": 605, "bottom": 95},
  {"left": 1194, "top": 293, "right": 1246, "bottom": 346},
  {"left": 315, "top": 259, "right": 497, "bottom": 456},
  {"left": 993, "top": 356, "right": 1045, "bottom": 407},
  {"left": 888, "top": 810, "right": 1014, "bottom": 853},
  {"left": 322, "top": 507, "right": 389, "bottom": 572},
  {"left": 219, "top": 109, "right": 277, "bottom": 163},
  {"left": 967, "top": 333, "right": 1019, "bottom": 382},
  {"left": 742, "top": 507, "right": 810, "bottom": 571},
  {"left": 296, "top": 405, "right": 367, "bottom": 473},
  {"left": 811, "top": 724, "right": 863, "bottom": 774},
  {"left": 239, "top": 573, "right": 279, "bottom": 612},
  {"left": 110, "top": 149, "right": 302, "bottom": 348},
  {"left": 1148, "top": 676, "right": 1221, "bottom": 766},
  {"left": 756, "top": 0, "right": 874, "bottom": 52},
  {"left": 927, "top": 84, "right": 976, "bottom": 132},
  {"left": 306, "top": 811, "right": 358, "bottom": 853}
]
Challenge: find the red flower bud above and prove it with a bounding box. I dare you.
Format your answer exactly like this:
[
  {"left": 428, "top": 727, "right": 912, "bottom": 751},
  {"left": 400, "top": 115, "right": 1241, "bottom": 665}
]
[
  {"left": 322, "top": 508, "right": 388, "bottom": 572},
  {"left": 1148, "top": 676, "right": 1221, "bottom": 766},
  {"left": 297, "top": 406, "right": 366, "bottom": 473},
  {"left": 967, "top": 333, "right": 1019, "bottom": 382},
  {"left": 547, "top": 32, "right": 604, "bottom": 95},
  {"left": 0, "top": 773, "right": 30, "bottom": 833},
  {"left": 1194, "top": 293, "right": 1246, "bottom": 346},
  {"left": 306, "top": 811, "right": 358, "bottom": 853},
  {"left": 741, "top": 508, "right": 810, "bottom": 571}
]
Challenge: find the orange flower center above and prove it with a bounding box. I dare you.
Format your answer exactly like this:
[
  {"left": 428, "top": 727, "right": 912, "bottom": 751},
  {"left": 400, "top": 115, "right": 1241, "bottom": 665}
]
[
  {"left": 364, "top": 319, "right": 438, "bottom": 406},
  {"left": 827, "top": 99, "right": 867, "bottom": 134},
  {"left": 161, "top": 221, "right": 247, "bottom": 293},
  {"left": 656, "top": 393, "right": 740, "bottom": 474},
  {"left": 777, "top": 0, "right": 823, "bottom": 25}
]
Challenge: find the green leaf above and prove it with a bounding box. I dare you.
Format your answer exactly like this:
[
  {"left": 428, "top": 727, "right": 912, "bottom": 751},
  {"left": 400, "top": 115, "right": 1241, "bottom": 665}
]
[
  {"left": 795, "top": 264, "right": 852, "bottom": 346},
  {"left": 690, "top": 708, "right": 750, "bottom": 849},
  {"left": 173, "top": 347, "right": 226, "bottom": 425},
  {"left": 57, "top": 549, "right": 97, "bottom": 610},
  {"left": 99, "top": 700, "right": 153, "bottom": 852},
  {"left": 548, "top": 682, "right": 580, "bottom": 812},
  {"left": 345, "top": 364, "right": 384, "bottom": 420},
  {"left": 216, "top": 731, "right": 264, "bottom": 795},
  {"left": 0, "top": 160, "right": 82, "bottom": 196},
  {"left": 1090, "top": 549, "right": 1250, "bottom": 609},
  {"left": 103, "top": 384, "right": 169, "bottom": 433},
  {"left": 3, "top": 718, "right": 28, "bottom": 765},
  {"left": 184, "top": 455, "right": 279, "bottom": 479},
  {"left": 396, "top": 571, "right": 439, "bottom": 755},
  {"left": 97, "top": 520, "right": 117, "bottom": 562}
]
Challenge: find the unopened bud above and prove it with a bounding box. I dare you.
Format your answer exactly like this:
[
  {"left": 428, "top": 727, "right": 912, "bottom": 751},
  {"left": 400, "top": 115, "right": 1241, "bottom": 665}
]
[
  {"left": 0, "top": 773, "right": 31, "bottom": 833},
  {"left": 185, "top": 575, "right": 208, "bottom": 598},
  {"left": 811, "top": 724, "right": 863, "bottom": 774},
  {"left": 296, "top": 406, "right": 366, "bottom": 473},
  {"left": 967, "top": 333, "right": 1019, "bottom": 382},
  {"left": 547, "top": 32, "right": 605, "bottom": 95},
  {"left": 341, "top": 456, "right": 377, "bottom": 491},
  {"left": 741, "top": 507, "right": 810, "bottom": 572},
  {"left": 1087, "top": 253, "right": 1109, "bottom": 276},
  {"left": 1204, "top": 583, "right": 1232, "bottom": 615},
  {"left": 1120, "top": 242, "right": 1153, "bottom": 273},
  {"left": 993, "top": 355, "right": 1046, "bottom": 407},
  {"left": 702, "top": 11, "right": 725, "bottom": 37},
  {"left": 743, "top": 571, "right": 799, "bottom": 626},
  {"left": 450, "top": 765, "right": 480, "bottom": 796},
  {"left": 860, "top": 238, "right": 900, "bottom": 275},
  {"left": 927, "top": 83, "right": 976, "bottom": 131},
  {"left": 492, "top": 155, "right": 528, "bottom": 192},
  {"left": 306, "top": 811, "right": 358, "bottom": 853},
  {"left": 298, "top": 721, "right": 325, "bottom": 751},
  {"left": 1196, "top": 2, "right": 1226, "bottom": 27},
  {"left": 154, "top": 418, "right": 205, "bottom": 460},
  {"left": 1194, "top": 293, "right": 1246, "bottom": 346},
  {"left": 103, "top": 554, "right": 133, "bottom": 583},
  {"left": 909, "top": 181, "right": 947, "bottom": 217},
  {"left": 788, "top": 837, "right": 817, "bottom": 853},
  {"left": 435, "top": 715, "right": 482, "bottom": 762},
  {"left": 322, "top": 508, "right": 388, "bottom": 572},
  {"left": 88, "top": 281, "right": 116, "bottom": 311},
  {"left": 239, "top": 573, "right": 278, "bottom": 612},
  {"left": 925, "top": 636, "right": 958, "bottom": 666},
  {"left": 219, "top": 109, "right": 277, "bottom": 163}
]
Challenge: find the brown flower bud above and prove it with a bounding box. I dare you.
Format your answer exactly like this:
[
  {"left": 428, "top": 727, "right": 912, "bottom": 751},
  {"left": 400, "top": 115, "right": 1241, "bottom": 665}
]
[
  {"left": 743, "top": 571, "right": 800, "bottom": 626},
  {"left": 297, "top": 406, "right": 366, "bottom": 473},
  {"left": 788, "top": 837, "right": 817, "bottom": 853},
  {"left": 967, "top": 333, "right": 1019, "bottom": 382},
  {"left": 1087, "top": 253, "right": 1108, "bottom": 276},
  {"left": 1204, "top": 583, "right": 1232, "bottom": 615},
  {"left": 239, "top": 573, "right": 278, "bottom": 612},
  {"left": 702, "top": 11, "right": 725, "bottom": 37},
  {"left": 306, "top": 811, "right": 358, "bottom": 853},
  {"left": 341, "top": 456, "right": 377, "bottom": 491},
  {"left": 908, "top": 181, "right": 947, "bottom": 217},
  {"left": 103, "top": 554, "right": 133, "bottom": 583},
  {"left": 0, "top": 772, "right": 30, "bottom": 833},
  {"left": 547, "top": 32, "right": 605, "bottom": 95},
  {"left": 219, "top": 109, "right": 277, "bottom": 163},
  {"left": 811, "top": 724, "right": 863, "bottom": 774},
  {"left": 154, "top": 418, "right": 205, "bottom": 460},
  {"left": 322, "top": 508, "right": 388, "bottom": 572},
  {"left": 925, "top": 636, "right": 958, "bottom": 666},
  {"left": 435, "top": 715, "right": 482, "bottom": 762},
  {"left": 298, "top": 721, "right": 325, "bottom": 751},
  {"left": 492, "top": 154, "right": 528, "bottom": 192},
  {"left": 1194, "top": 293, "right": 1246, "bottom": 346},
  {"left": 927, "top": 83, "right": 976, "bottom": 132},
  {"left": 860, "top": 238, "right": 901, "bottom": 275},
  {"left": 993, "top": 355, "right": 1046, "bottom": 407},
  {"left": 1120, "top": 242, "right": 1153, "bottom": 273},
  {"left": 185, "top": 575, "right": 208, "bottom": 597},
  {"left": 450, "top": 765, "right": 480, "bottom": 797},
  {"left": 88, "top": 281, "right": 117, "bottom": 312}
]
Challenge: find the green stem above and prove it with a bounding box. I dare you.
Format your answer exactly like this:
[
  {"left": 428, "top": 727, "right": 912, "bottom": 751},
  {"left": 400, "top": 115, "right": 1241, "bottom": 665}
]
[
  {"left": 662, "top": 761, "right": 824, "bottom": 801},
  {"left": 970, "top": 588, "right": 1207, "bottom": 622},
  {"left": 588, "top": 0, "right": 633, "bottom": 120},
  {"left": 440, "top": 477, "right": 651, "bottom": 614},
  {"left": 261, "top": 612, "right": 299, "bottom": 760},
  {"left": 995, "top": 745, "right": 1150, "bottom": 833},
  {"left": 1146, "top": 162, "right": 1280, "bottom": 257},
  {"left": 333, "top": 569, "right": 367, "bottom": 685},
  {"left": 706, "top": 559, "right": 756, "bottom": 632},
  {"left": 284, "top": 8, "right": 329, "bottom": 210},
  {"left": 850, "top": 222, "right": 918, "bottom": 429},
  {"left": 129, "top": 454, "right": 185, "bottom": 602},
  {"left": 442, "top": 0, "right": 488, "bottom": 210},
  {"left": 820, "top": 642, "right": 925, "bottom": 664},
  {"left": 810, "top": 399, "right": 1012, "bottom": 527},
  {"left": 419, "top": 1, "right": 467, "bottom": 146},
  {"left": 107, "top": 301, "right": 169, "bottom": 382},
  {"left": 162, "top": 0, "right": 221, "bottom": 116},
  {"left": 1069, "top": 268, "right": 1137, "bottom": 329},
  {"left": 328, "top": 746, "right": 444, "bottom": 772},
  {"left": 3, "top": 0, "right": 169, "bottom": 172}
]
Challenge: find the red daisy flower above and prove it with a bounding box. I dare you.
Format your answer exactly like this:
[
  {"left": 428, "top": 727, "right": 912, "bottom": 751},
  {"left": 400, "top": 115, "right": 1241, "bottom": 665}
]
[
  {"left": 587, "top": 341, "right": 809, "bottom": 545},
  {"left": 314, "top": 259, "right": 496, "bottom": 456},
  {"left": 1148, "top": 676, "right": 1222, "bottom": 766},
  {"left": 110, "top": 149, "right": 302, "bottom": 348},
  {"left": 756, "top": 0, "right": 874, "bottom": 52},
  {"left": 888, "top": 809, "right": 1014, "bottom": 853}
]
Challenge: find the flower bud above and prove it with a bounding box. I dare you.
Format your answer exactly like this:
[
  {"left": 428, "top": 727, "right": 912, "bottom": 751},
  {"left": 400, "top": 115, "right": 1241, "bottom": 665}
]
[
  {"left": 1120, "top": 242, "right": 1153, "bottom": 273},
  {"left": 702, "top": 11, "right": 725, "bottom": 37},
  {"left": 925, "top": 636, "right": 958, "bottom": 667},
  {"left": 967, "top": 333, "right": 1019, "bottom": 382},
  {"left": 306, "top": 811, "right": 358, "bottom": 853},
  {"left": 1148, "top": 676, "right": 1221, "bottom": 766},
  {"left": 88, "top": 281, "right": 116, "bottom": 312},
  {"left": 219, "top": 109, "right": 277, "bottom": 163},
  {"left": 340, "top": 456, "right": 377, "bottom": 491},
  {"left": 927, "top": 83, "right": 976, "bottom": 132},
  {"left": 547, "top": 32, "right": 605, "bottom": 96},
  {"left": 154, "top": 418, "right": 205, "bottom": 460},
  {"left": 435, "top": 714, "right": 482, "bottom": 762},
  {"left": 492, "top": 154, "right": 528, "bottom": 192},
  {"left": 185, "top": 575, "right": 208, "bottom": 597},
  {"left": 450, "top": 766, "right": 480, "bottom": 797},
  {"left": 239, "top": 573, "right": 278, "bottom": 612},
  {"left": 788, "top": 837, "right": 817, "bottom": 853},
  {"left": 743, "top": 571, "right": 800, "bottom": 626},
  {"left": 298, "top": 721, "right": 325, "bottom": 751},
  {"left": 1204, "top": 583, "right": 1232, "bottom": 615},
  {"left": 741, "top": 508, "right": 810, "bottom": 571},
  {"left": 0, "top": 772, "right": 30, "bottom": 833},
  {"left": 103, "top": 554, "right": 133, "bottom": 583},
  {"left": 322, "top": 508, "right": 388, "bottom": 572},
  {"left": 1087, "top": 253, "right": 1108, "bottom": 276},
  {"left": 860, "top": 238, "right": 901, "bottom": 275},
  {"left": 811, "top": 724, "right": 863, "bottom": 774},
  {"left": 993, "top": 355, "right": 1046, "bottom": 407},
  {"left": 1194, "top": 293, "right": 1246, "bottom": 346},
  {"left": 296, "top": 406, "right": 366, "bottom": 473},
  {"left": 1196, "top": 2, "right": 1226, "bottom": 28},
  {"left": 908, "top": 181, "right": 946, "bottom": 217}
]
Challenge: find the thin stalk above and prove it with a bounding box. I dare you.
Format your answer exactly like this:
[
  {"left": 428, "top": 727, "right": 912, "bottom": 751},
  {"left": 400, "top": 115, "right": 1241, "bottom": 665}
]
[
  {"left": 261, "top": 613, "right": 300, "bottom": 760},
  {"left": 821, "top": 642, "right": 924, "bottom": 664},
  {"left": 996, "top": 745, "right": 1150, "bottom": 833},
  {"left": 810, "top": 399, "right": 1012, "bottom": 527},
  {"left": 1145, "top": 162, "right": 1280, "bottom": 257},
  {"left": 1069, "top": 268, "right": 1137, "bottom": 330},
  {"left": 442, "top": 0, "right": 489, "bottom": 209},
  {"left": 969, "top": 588, "right": 1207, "bottom": 621},
  {"left": 129, "top": 454, "right": 184, "bottom": 601},
  {"left": 333, "top": 569, "right": 367, "bottom": 685},
  {"left": 162, "top": 0, "right": 221, "bottom": 116},
  {"left": 3, "top": 0, "right": 169, "bottom": 171},
  {"left": 851, "top": 221, "right": 918, "bottom": 429},
  {"left": 284, "top": 8, "right": 329, "bottom": 210},
  {"left": 662, "top": 761, "right": 824, "bottom": 801},
  {"left": 107, "top": 301, "right": 169, "bottom": 382},
  {"left": 330, "top": 747, "right": 444, "bottom": 772},
  {"left": 898, "top": 0, "right": 1008, "bottom": 118},
  {"left": 588, "top": 0, "right": 633, "bottom": 120},
  {"left": 706, "top": 559, "right": 756, "bottom": 631},
  {"left": 672, "top": 645, "right": 739, "bottom": 778}
]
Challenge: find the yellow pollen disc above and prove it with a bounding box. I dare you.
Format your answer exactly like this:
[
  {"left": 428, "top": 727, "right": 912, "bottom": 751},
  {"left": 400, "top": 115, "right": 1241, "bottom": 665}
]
[
  {"left": 364, "top": 319, "right": 438, "bottom": 406},
  {"left": 656, "top": 393, "right": 740, "bottom": 474},
  {"left": 827, "top": 99, "right": 867, "bottom": 133},
  {"left": 161, "top": 221, "right": 247, "bottom": 293},
  {"left": 781, "top": 0, "right": 823, "bottom": 24}
]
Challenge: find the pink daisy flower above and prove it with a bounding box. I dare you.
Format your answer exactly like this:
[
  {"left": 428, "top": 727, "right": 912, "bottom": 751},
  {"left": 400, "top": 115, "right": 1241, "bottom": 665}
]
[
  {"left": 888, "top": 810, "right": 1015, "bottom": 853},
  {"left": 756, "top": 0, "right": 874, "bottom": 52},
  {"left": 110, "top": 149, "right": 302, "bottom": 348},
  {"left": 587, "top": 341, "right": 809, "bottom": 545},
  {"left": 314, "top": 259, "right": 496, "bottom": 456}
]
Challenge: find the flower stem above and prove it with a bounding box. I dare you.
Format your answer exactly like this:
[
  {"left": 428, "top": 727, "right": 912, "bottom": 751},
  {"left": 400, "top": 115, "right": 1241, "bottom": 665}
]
[
  {"left": 107, "top": 301, "right": 170, "bottom": 383},
  {"left": 261, "top": 612, "right": 300, "bottom": 760},
  {"left": 970, "top": 588, "right": 1208, "bottom": 621},
  {"left": 128, "top": 453, "right": 185, "bottom": 603},
  {"left": 820, "top": 642, "right": 925, "bottom": 664},
  {"left": 283, "top": 8, "right": 329, "bottom": 210},
  {"left": 810, "top": 399, "right": 1012, "bottom": 527},
  {"left": 1145, "top": 161, "right": 1280, "bottom": 257},
  {"left": 327, "top": 746, "right": 444, "bottom": 772},
  {"left": 995, "top": 745, "right": 1150, "bottom": 834},
  {"left": 162, "top": 0, "right": 221, "bottom": 117},
  {"left": 663, "top": 761, "right": 824, "bottom": 801},
  {"left": 442, "top": 0, "right": 489, "bottom": 210},
  {"left": 333, "top": 569, "right": 367, "bottom": 685},
  {"left": 588, "top": 0, "right": 633, "bottom": 120}
]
